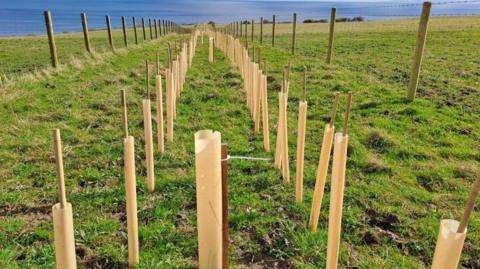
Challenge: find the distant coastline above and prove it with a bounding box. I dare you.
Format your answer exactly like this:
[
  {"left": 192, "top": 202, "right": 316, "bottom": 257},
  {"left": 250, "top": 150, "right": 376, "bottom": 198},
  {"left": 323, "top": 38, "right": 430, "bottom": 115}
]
[{"left": 1, "top": 0, "right": 479, "bottom": 36}]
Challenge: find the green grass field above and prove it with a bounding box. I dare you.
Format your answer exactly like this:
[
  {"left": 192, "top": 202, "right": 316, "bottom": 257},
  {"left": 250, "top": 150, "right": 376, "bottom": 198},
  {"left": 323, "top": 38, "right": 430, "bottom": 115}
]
[{"left": 0, "top": 17, "right": 479, "bottom": 268}]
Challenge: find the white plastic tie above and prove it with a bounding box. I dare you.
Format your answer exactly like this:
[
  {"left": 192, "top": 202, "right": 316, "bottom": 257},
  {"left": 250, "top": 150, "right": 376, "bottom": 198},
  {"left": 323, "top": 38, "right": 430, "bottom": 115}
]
[{"left": 221, "top": 155, "right": 271, "bottom": 162}]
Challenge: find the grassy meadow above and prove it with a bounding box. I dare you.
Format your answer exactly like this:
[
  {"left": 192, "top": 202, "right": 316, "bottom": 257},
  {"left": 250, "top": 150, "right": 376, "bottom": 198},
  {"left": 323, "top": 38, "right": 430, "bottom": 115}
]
[{"left": 0, "top": 16, "right": 479, "bottom": 268}]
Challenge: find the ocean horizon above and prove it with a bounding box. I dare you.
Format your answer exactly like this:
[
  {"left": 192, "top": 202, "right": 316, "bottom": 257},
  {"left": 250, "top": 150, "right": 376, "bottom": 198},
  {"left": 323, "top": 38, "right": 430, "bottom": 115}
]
[{"left": 1, "top": 0, "right": 479, "bottom": 36}]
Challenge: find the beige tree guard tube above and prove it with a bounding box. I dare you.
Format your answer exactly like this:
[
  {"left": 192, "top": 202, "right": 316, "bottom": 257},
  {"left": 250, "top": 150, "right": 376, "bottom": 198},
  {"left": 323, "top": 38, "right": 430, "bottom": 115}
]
[
  {"left": 124, "top": 136, "right": 139, "bottom": 266},
  {"left": 195, "top": 130, "right": 222, "bottom": 268},
  {"left": 281, "top": 92, "right": 290, "bottom": 183},
  {"left": 309, "top": 124, "right": 335, "bottom": 231},
  {"left": 261, "top": 74, "right": 270, "bottom": 152},
  {"left": 295, "top": 101, "right": 307, "bottom": 203},
  {"left": 209, "top": 37, "right": 214, "bottom": 62},
  {"left": 156, "top": 75, "right": 165, "bottom": 153},
  {"left": 431, "top": 219, "right": 467, "bottom": 269},
  {"left": 274, "top": 92, "right": 284, "bottom": 169},
  {"left": 254, "top": 67, "right": 261, "bottom": 133},
  {"left": 172, "top": 60, "right": 178, "bottom": 119},
  {"left": 252, "top": 63, "right": 259, "bottom": 131},
  {"left": 326, "top": 133, "right": 349, "bottom": 269},
  {"left": 143, "top": 99, "right": 155, "bottom": 192},
  {"left": 431, "top": 176, "right": 480, "bottom": 269},
  {"left": 166, "top": 69, "right": 174, "bottom": 142},
  {"left": 51, "top": 129, "right": 77, "bottom": 269}
]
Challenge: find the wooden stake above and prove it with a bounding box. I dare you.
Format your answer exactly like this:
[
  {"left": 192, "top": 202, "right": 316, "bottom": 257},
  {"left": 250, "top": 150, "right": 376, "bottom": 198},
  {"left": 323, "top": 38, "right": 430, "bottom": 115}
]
[
  {"left": 122, "top": 16, "right": 128, "bottom": 47},
  {"left": 221, "top": 144, "right": 229, "bottom": 269},
  {"left": 343, "top": 92, "right": 352, "bottom": 136},
  {"left": 407, "top": 2, "right": 432, "bottom": 101},
  {"left": 292, "top": 13, "right": 297, "bottom": 55},
  {"left": 156, "top": 52, "right": 160, "bottom": 75},
  {"left": 123, "top": 136, "right": 139, "bottom": 266},
  {"left": 326, "top": 8, "right": 336, "bottom": 64},
  {"left": 81, "top": 13, "right": 91, "bottom": 53},
  {"left": 458, "top": 176, "right": 480, "bottom": 233},
  {"left": 106, "top": 15, "right": 114, "bottom": 51},
  {"left": 44, "top": 11, "right": 58, "bottom": 68},
  {"left": 53, "top": 129, "right": 67, "bottom": 208},
  {"left": 51, "top": 128, "right": 77, "bottom": 269},
  {"left": 146, "top": 60, "right": 150, "bottom": 99},
  {"left": 143, "top": 99, "right": 155, "bottom": 193},
  {"left": 272, "top": 15, "right": 276, "bottom": 47},
  {"left": 302, "top": 66, "right": 307, "bottom": 101},
  {"left": 156, "top": 74, "right": 165, "bottom": 153},
  {"left": 195, "top": 130, "right": 222, "bottom": 268},
  {"left": 329, "top": 92, "right": 340, "bottom": 127},
  {"left": 121, "top": 90, "right": 128, "bottom": 138},
  {"left": 132, "top": 17, "right": 138, "bottom": 45}
]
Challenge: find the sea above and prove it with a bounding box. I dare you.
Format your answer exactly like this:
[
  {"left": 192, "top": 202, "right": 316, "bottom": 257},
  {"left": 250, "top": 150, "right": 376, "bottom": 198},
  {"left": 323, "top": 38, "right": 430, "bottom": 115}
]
[{"left": 1, "top": 0, "right": 479, "bottom": 36}]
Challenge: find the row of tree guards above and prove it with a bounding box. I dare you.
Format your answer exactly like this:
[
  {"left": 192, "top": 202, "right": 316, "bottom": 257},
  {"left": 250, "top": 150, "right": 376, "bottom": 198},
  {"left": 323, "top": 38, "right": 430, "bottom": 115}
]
[
  {"left": 210, "top": 28, "right": 479, "bottom": 268},
  {"left": 43, "top": 10, "right": 179, "bottom": 68},
  {"left": 220, "top": 1, "right": 432, "bottom": 101},
  {"left": 50, "top": 29, "right": 200, "bottom": 268},
  {"left": 48, "top": 25, "right": 478, "bottom": 268}
]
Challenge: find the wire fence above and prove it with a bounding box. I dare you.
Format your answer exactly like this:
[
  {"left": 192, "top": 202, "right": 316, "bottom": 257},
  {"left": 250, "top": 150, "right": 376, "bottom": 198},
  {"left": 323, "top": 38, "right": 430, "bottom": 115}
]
[
  {"left": 0, "top": 13, "right": 178, "bottom": 78},
  {"left": 0, "top": 1, "right": 479, "bottom": 77}
]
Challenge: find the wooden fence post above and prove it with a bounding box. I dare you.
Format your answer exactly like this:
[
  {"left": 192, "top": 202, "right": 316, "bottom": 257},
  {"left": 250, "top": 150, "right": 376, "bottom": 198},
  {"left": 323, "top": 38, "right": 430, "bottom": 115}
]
[
  {"left": 154, "top": 19, "right": 158, "bottom": 38},
  {"left": 149, "top": 18, "right": 153, "bottom": 39},
  {"left": 240, "top": 20, "right": 243, "bottom": 38},
  {"left": 251, "top": 19, "right": 254, "bottom": 42},
  {"left": 81, "top": 13, "right": 91, "bottom": 53},
  {"left": 326, "top": 8, "right": 336, "bottom": 64},
  {"left": 122, "top": 16, "right": 128, "bottom": 47},
  {"left": 260, "top": 17, "right": 263, "bottom": 44},
  {"left": 132, "top": 17, "right": 138, "bottom": 44},
  {"left": 272, "top": 14, "right": 276, "bottom": 47},
  {"left": 106, "top": 15, "right": 114, "bottom": 51},
  {"left": 244, "top": 21, "right": 248, "bottom": 40},
  {"left": 44, "top": 11, "right": 58, "bottom": 68},
  {"left": 142, "top": 17, "right": 146, "bottom": 40},
  {"left": 158, "top": 19, "right": 162, "bottom": 36},
  {"left": 292, "top": 13, "right": 297, "bottom": 55},
  {"left": 407, "top": 1, "right": 432, "bottom": 101}
]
